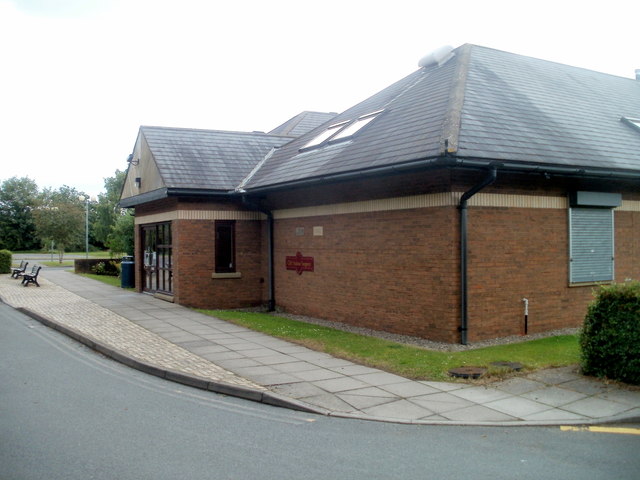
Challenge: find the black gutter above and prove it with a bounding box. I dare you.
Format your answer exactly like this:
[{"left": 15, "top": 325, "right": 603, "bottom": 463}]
[
  {"left": 240, "top": 156, "right": 640, "bottom": 196},
  {"left": 458, "top": 165, "right": 497, "bottom": 345},
  {"left": 241, "top": 196, "right": 275, "bottom": 312}
]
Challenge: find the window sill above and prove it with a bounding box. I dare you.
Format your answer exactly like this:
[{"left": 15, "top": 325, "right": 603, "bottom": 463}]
[
  {"left": 212, "top": 272, "right": 242, "bottom": 279},
  {"left": 569, "top": 280, "right": 612, "bottom": 288}
]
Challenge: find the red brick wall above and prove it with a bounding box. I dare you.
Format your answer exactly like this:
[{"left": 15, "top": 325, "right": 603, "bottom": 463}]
[
  {"left": 616, "top": 210, "right": 640, "bottom": 282},
  {"left": 272, "top": 203, "right": 639, "bottom": 343},
  {"left": 461, "top": 206, "right": 638, "bottom": 342},
  {"left": 273, "top": 207, "right": 461, "bottom": 343},
  {"left": 173, "top": 218, "right": 265, "bottom": 309}
]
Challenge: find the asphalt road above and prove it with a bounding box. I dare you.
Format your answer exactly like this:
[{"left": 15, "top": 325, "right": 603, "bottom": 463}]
[{"left": 1, "top": 303, "right": 638, "bottom": 480}]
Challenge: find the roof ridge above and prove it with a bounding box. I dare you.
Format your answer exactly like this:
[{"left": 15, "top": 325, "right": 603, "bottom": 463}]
[
  {"left": 236, "top": 147, "right": 279, "bottom": 192},
  {"left": 140, "top": 125, "right": 287, "bottom": 138},
  {"left": 439, "top": 43, "right": 472, "bottom": 155}
]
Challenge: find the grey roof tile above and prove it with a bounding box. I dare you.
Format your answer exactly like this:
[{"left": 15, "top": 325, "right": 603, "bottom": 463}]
[
  {"left": 140, "top": 126, "right": 287, "bottom": 191},
  {"left": 268, "top": 111, "right": 338, "bottom": 137}
]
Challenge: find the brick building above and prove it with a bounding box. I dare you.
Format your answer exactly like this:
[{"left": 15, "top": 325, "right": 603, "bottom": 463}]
[{"left": 120, "top": 44, "right": 640, "bottom": 344}]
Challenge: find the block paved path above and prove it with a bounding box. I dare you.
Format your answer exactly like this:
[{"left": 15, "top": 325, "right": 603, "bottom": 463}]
[{"left": 1, "top": 267, "right": 639, "bottom": 425}]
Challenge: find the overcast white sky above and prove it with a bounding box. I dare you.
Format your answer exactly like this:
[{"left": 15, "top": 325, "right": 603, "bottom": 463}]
[{"left": 1, "top": 0, "right": 638, "bottom": 197}]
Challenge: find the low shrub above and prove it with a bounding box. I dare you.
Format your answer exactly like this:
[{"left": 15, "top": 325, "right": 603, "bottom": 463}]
[
  {"left": 580, "top": 281, "right": 640, "bottom": 385},
  {"left": 0, "top": 250, "right": 11, "bottom": 273},
  {"left": 91, "top": 260, "right": 120, "bottom": 276}
]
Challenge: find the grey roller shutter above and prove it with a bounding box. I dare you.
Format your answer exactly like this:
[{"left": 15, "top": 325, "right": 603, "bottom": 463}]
[{"left": 569, "top": 208, "right": 614, "bottom": 283}]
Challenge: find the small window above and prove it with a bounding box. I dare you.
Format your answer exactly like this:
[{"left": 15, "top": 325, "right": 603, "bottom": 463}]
[
  {"left": 300, "top": 122, "right": 348, "bottom": 150},
  {"left": 215, "top": 221, "right": 235, "bottom": 273},
  {"left": 330, "top": 110, "right": 383, "bottom": 142},
  {"left": 621, "top": 116, "right": 640, "bottom": 131},
  {"left": 299, "top": 110, "right": 383, "bottom": 151}
]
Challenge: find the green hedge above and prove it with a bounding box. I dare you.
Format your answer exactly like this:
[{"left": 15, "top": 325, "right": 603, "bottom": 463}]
[
  {"left": 0, "top": 250, "right": 11, "bottom": 274},
  {"left": 580, "top": 281, "right": 640, "bottom": 385}
]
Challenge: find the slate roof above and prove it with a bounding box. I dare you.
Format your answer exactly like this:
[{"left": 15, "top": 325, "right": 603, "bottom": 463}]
[
  {"left": 268, "top": 111, "right": 338, "bottom": 137},
  {"left": 241, "top": 44, "right": 640, "bottom": 191},
  {"left": 139, "top": 126, "right": 287, "bottom": 191}
]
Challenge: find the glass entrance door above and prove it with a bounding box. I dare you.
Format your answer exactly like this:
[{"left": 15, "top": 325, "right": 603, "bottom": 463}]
[{"left": 142, "top": 222, "right": 172, "bottom": 294}]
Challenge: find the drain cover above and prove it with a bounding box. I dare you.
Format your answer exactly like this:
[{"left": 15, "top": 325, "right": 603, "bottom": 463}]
[
  {"left": 490, "top": 361, "right": 523, "bottom": 371},
  {"left": 448, "top": 367, "right": 487, "bottom": 379}
]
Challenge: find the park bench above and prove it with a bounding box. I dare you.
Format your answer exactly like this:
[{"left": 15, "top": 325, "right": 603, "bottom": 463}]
[
  {"left": 21, "top": 265, "right": 42, "bottom": 287},
  {"left": 11, "top": 260, "right": 29, "bottom": 278}
]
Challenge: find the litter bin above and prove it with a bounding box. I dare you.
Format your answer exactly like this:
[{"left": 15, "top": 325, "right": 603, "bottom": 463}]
[{"left": 121, "top": 256, "right": 135, "bottom": 288}]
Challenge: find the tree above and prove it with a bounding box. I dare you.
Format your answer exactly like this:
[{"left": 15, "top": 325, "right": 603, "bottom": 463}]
[
  {"left": 107, "top": 211, "right": 135, "bottom": 256},
  {"left": 93, "top": 170, "right": 126, "bottom": 248},
  {"left": 0, "top": 176, "right": 40, "bottom": 251},
  {"left": 32, "top": 187, "right": 85, "bottom": 262}
]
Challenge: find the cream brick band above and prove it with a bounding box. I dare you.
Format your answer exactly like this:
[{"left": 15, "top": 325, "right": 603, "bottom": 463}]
[
  {"left": 135, "top": 194, "right": 639, "bottom": 224},
  {"left": 135, "top": 210, "right": 264, "bottom": 224}
]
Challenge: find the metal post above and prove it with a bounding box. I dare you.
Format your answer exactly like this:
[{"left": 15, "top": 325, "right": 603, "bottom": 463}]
[{"left": 85, "top": 198, "right": 89, "bottom": 259}]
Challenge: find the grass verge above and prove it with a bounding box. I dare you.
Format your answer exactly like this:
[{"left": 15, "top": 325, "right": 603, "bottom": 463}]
[{"left": 198, "top": 310, "right": 580, "bottom": 382}]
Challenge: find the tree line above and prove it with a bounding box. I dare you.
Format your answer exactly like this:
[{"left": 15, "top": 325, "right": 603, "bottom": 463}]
[{"left": 0, "top": 170, "right": 133, "bottom": 260}]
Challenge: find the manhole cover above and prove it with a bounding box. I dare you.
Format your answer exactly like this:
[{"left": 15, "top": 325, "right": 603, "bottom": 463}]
[
  {"left": 490, "top": 361, "right": 523, "bottom": 371},
  {"left": 448, "top": 367, "right": 487, "bottom": 379}
]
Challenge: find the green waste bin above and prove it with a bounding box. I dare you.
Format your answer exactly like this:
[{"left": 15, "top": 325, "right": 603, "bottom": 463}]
[{"left": 121, "top": 256, "right": 134, "bottom": 288}]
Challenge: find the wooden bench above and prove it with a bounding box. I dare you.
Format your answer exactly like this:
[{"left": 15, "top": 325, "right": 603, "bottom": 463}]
[
  {"left": 22, "top": 265, "right": 42, "bottom": 287},
  {"left": 11, "top": 260, "right": 29, "bottom": 278}
]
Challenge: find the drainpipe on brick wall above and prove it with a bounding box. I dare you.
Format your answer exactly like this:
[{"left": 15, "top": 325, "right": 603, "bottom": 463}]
[
  {"left": 241, "top": 197, "right": 275, "bottom": 312},
  {"left": 458, "top": 165, "right": 497, "bottom": 345}
]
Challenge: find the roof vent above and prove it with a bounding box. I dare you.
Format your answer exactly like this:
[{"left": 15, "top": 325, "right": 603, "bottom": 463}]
[{"left": 418, "top": 45, "right": 454, "bottom": 68}]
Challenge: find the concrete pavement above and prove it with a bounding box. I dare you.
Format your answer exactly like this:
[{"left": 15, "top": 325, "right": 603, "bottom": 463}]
[{"left": 1, "top": 267, "right": 639, "bottom": 426}]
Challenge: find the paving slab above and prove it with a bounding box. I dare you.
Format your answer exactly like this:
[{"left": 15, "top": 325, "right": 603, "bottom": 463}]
[
  {"left": 301, "top": 393, "right": 357, "bottom": 412},
  {"left": 312, "top": 376, "right": 371, "bottom": 393},
  {"left": 496, "top": 377, "right": 547, "bottom": 395},
  {"left": 409, "top": 392, "right": 476, "bottom": 414},
  {"left": 362, "top": 399, "right": 435, "bottom": 421},
  {"left": 337, "top": 393, "right": 397, "bottom": 410},
  {"left": 483, "top": 397, "right": 553, "bottom": 418},
  {"left": 440, "top": 405, "right": 518, "bottom": 423},
  {"left": 271, "top": 382, "right": 328, "bottom": 399},
  {"left": 448, "top": 386, "right": 513, "bottom": 404},
  {"left": 352, "top": 372, "right": 412, "bottom": 387},
  {"left": 290, "top": 368, "right": 344, "bottom": 382},
  {"left": 521, "top": 386, "right": 587, "bottom": 407},
  {"left": 561, "top": 397, "right": 635, "bottom": 418},
  {"left": 559, "top": 378, "right": 611, "bottom": 396}
]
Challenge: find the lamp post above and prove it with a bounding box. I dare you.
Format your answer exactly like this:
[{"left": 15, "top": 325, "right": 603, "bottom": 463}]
[{"left": 78, "top": 195, "right": 93, "bottom": 259}]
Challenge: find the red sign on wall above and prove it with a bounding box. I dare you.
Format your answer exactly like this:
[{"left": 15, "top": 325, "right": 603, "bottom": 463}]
[{"left": 286, "top": 252, "right": 314, "bottom": 275}]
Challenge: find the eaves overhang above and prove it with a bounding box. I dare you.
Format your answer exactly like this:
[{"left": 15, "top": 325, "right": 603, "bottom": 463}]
[
  {"left": 119, "top": 187, "right": 236, "bottom": 208},
  {"left": 120, "top": 155, "right": 640, "bottom": 207},
  {"left": 451, "top": 156, "right": 640, "bottom": 180},
  {"left": 240, "top": 154, "right": 640, "bottom": 196},
  {"left": 119, "top": 188, "right": 169, "bottom": 208}
]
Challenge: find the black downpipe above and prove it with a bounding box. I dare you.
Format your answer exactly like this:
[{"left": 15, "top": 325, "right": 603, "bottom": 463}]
[
  {"left": 458, "top": 166, "right": 497, "bottom": 345},
  {"left": 241, "top": 197, "right": 275, "bottom": 312}
]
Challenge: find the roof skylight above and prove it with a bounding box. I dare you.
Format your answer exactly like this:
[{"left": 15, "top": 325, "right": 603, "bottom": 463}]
[
  {"left": 330, "top": 110, "right": 383, "bottom": 141},
  {"left": 300, "top": 121, "right": 348, "bottom": 150},
  {"left": 299, "top": 110, "right": 383, "bottom": 152},
  {"left": 621, "top": 116, "right": 640, "bottom": 131}
]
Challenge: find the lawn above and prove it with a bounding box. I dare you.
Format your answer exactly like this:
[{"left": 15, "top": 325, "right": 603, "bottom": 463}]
[{"left": 198, "top": 310, "right": 580, "bottom": 382}]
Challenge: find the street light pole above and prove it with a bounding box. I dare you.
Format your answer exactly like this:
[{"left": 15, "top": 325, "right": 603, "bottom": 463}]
[
  {"left": 84, "top": 197, "right": 89, "bottom": 259},
  {"left": 79, "top": 195, "right": 90, "bottom": 259}
]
